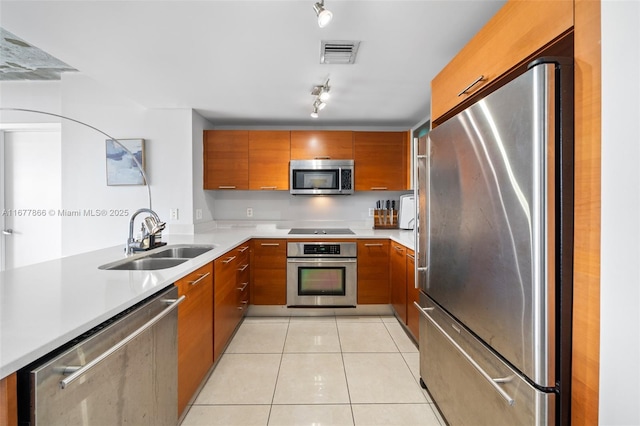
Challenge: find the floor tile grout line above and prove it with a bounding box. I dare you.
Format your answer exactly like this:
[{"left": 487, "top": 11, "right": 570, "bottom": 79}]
[
  {"left": 265, "top": 316, "right": 290, "bottom": 425},
  {"left": 335, "top": 314, "right": 357, "bottom": 426}
]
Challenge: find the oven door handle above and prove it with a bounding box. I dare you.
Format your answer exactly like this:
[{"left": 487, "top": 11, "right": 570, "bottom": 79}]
[{"left": 287, "top": 258, "right": 357, "bottom": 263}]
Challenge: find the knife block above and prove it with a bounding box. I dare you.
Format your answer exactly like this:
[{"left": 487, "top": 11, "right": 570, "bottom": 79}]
[{"left": 373, "top": 209, "right": 398, "bottom": 229}]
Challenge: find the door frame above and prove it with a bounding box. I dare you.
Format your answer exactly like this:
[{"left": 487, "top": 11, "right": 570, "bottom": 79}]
[{"left": 0, "top": 122, "right": 61, "bottom": 271}]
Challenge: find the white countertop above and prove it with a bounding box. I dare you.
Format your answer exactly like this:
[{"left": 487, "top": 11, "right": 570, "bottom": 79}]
[{"left": 0, "top": 225, "right": 414, "bottom": 379}]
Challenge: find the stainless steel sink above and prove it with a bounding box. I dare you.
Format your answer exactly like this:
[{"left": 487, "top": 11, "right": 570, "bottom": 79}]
[
  {"left": 146, "top": 246, "right": 214, "bottom": 259},
  {"left": 105, "top": 257, "right": 189, "bottom": 270},
  {"left": 99, "top": 244, "right": 216, "bottom": 270}
]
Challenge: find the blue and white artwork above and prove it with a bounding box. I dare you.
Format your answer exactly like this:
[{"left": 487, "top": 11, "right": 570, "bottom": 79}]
[{"left": 106, "top": 139, "right": 145, "bottom": 185}]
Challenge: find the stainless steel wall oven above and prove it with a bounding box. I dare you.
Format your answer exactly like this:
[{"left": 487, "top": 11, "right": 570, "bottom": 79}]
[{"left": 286, "top": 241, "right": 357, "bottom": 307}]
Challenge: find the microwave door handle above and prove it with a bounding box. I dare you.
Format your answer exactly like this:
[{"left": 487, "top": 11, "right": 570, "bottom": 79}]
[{"left": 338, "top": 167, "right": 342, "bottom": 192}]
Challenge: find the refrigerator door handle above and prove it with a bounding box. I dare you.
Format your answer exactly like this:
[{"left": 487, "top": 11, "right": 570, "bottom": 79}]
[{"left": 413, "top": 301, "right": 516, "bottom": 406}]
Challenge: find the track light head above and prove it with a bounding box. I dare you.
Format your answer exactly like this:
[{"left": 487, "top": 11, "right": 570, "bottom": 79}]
[{"left": 313, "top": 1, "right": 333, "bottom": 28}]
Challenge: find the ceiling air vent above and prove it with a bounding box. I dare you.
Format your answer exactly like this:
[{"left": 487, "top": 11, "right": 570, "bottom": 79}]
[{"left": 320, "top": 40, "right": 360, "bottom": 65}]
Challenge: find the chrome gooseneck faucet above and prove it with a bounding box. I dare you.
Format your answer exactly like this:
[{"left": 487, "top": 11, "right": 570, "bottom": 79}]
[{"left": 126, "top": 208, "right": 166, "bottom": 255}]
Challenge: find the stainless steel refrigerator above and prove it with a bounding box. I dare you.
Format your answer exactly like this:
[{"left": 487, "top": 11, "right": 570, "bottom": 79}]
[{"left": 415, "top": 58, "right": 573, "bottom": 425}]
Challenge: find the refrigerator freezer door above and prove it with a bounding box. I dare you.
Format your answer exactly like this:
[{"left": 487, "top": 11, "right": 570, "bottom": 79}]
[
  {"left": 416, "top": 292, "right": 555, "bottom": 425},
  {"left": 424, "top": 63, "right": 556, "bottom": 387}
]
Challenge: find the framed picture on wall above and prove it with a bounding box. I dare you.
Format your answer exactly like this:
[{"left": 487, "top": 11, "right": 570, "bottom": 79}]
[{"left": 106, "top": 138, "right": 146, "bottom": 186}]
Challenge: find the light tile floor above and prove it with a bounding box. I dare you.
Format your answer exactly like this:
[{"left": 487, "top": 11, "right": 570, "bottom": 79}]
[{"left": 181, "top": 315, "right": 445, "bottom": 426}]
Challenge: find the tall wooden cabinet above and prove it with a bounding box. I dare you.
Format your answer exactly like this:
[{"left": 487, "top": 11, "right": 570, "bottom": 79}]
[
  {"left": 177, "top": 262, "right": 214, "bottom": 416},
  {"left": 429, "top": 0, "right": 602, "bottom": 422}
]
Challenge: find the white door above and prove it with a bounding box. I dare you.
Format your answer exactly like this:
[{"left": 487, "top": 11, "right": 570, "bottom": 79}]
[{"left": 1, "top": 127, "right": 62, "bottom": 270}]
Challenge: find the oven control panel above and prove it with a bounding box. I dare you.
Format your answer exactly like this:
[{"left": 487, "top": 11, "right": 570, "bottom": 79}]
[
  {"left": 287, "top": 242, "right": 357, "bottom": 258},
  {"left": 304, "top": 244, "right": 340, "bottom": 255}
]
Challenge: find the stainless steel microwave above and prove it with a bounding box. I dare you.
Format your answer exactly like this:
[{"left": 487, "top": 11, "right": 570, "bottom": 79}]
[{"left": 289, "top": 159, "right": 354, "bottom": 195}]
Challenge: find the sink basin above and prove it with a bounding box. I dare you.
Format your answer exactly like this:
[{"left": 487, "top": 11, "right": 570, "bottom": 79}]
[
  {"left": 99, "top": 244, "right": 216, "bottom": 270},
  {"left": 105, "top": 258, "right": 188, "bottom": 270},
  {"left": 147, "top": 246, "right": 214, "bottom": 259}
]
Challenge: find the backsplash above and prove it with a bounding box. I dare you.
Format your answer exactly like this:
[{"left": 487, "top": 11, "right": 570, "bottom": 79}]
[{"left": 205, "top": 190, "right": 411, "bottom": 224}]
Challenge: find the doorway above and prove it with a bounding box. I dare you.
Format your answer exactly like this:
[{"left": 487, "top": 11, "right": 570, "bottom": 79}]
[{"left": 1, "top": 125, "right": 62, "bottom": 270}]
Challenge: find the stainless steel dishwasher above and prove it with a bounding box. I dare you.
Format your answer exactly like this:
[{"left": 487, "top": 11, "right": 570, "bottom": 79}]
[{"left": 20, "top": 286, "right": 183, "bottom": 425}]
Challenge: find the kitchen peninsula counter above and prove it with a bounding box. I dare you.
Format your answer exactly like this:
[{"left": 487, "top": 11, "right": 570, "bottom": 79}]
[{"left": 0, "top": 225, "right": 414, "bottom": 379}]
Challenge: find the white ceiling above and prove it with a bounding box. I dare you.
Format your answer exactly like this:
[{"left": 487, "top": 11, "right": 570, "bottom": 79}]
[{"left": 0, "top": 0, "right": 506, "bottom": 128}]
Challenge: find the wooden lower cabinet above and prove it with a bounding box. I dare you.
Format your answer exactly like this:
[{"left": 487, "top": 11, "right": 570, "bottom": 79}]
[
  {"left": 0, "top": 373, "right": 17, "bottom": 426},
  {"left": 390, "top": 242, "right": 408, "bottom": 323},
  {"left": 177, "top": 262, "right": 214, "bottom": 417},
  {"left": 251, "top": 239, "right": 287, "bottom": 305},
  {"left": 214, "top": 244, "right": 250, "bottom": 362},
  {"left": 357, "top": 240, "right": 390, "bottom": 304},
  {"left": 405, "top": 249, "right": 419, "bottom": 341}
]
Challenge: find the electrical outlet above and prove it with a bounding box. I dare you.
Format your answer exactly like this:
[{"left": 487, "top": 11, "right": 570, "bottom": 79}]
[
  {"left": 169, "top": 208, "right": 179, "bottom": 220},
  {"left": 195, "top": 209, "right": 203, "bottom": 220},
  {"left": 246, "top": 207, "right": 253, "bottom": 218},
  {"left": 368, "top": 208, "right": 375, "bottom": 217}
]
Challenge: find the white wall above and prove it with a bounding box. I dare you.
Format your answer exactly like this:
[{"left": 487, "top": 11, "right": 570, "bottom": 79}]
[
  {"left": 192, "top": 110, "right": 214, "bottom": 224},
  {"left": 58, "top": 74, "right": 195, "bottom": 256},
  {"left": 1, "top": 75, "right": 197, "bottom": 257},
  {"left": 599, "top": 1, "right": 640, "bottom": 424}
]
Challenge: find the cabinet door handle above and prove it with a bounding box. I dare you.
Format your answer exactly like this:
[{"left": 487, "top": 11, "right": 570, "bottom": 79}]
[
  {"left": 189, "top": 272, "right": 211, "bottom": 286},
  {"left": 238, "top": 264, "right": 249, "bottom": 272},
  {"left": 218, "top": 185, "right": 237, "bottom": 189},
  {"left": 60, "top": 295, "right": 186, "bottom": 389},
  {"left": 222, "top": 255, "right": 236, "bottom": 264},
  {"left": 407, "top": 254, "right": 415, "bottom": 260},
  {"left": 238, "top": 246, "right": 250, "bottom": 252},
  {"left": 260, "top": 186, "right": 277, "bottom": 190},
  {"left": 370, "top": 187, "right": 388, "bottom": 190},
  {"left": 314, "top": 156, "right": 331, "bottom": 160},
  {"left": 364, "top": 243, "right": 383, "bottom": 247},
  {"left": 260, "top": 243, "right": 280, "bottom": 247},
  {"left": 457, "top": 75, "right": 486, "bottom": 96},
  {"left": 237, "top": 282, "right": 249, "bottom": 292}
]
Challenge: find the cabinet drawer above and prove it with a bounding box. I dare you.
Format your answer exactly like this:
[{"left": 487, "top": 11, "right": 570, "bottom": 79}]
[
  {"left": 176, "top": 262, "right": 213, "bottom": 296},
  {"left": 431, "top": 0, "right": 573, "bottom": 124}
]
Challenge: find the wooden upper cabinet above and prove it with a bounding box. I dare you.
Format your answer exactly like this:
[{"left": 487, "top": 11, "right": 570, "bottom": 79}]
[
  {"left": 248, "top": 131, "right": 290, "bottom": 190},
  {"left": 203, "top": 130, "right": 249, "bottom": 189},
  {"left": 354, "top": 131, "right": 409, "bottom": 191},
  {"left": 431, "top": 0, "right": 573, "bottom": 124},
  {"left": 290, "top": 131, "right": 353, "bottom": 160}
]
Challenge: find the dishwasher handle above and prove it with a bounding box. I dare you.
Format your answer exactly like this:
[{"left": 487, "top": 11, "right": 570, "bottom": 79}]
[
  {"left": 413, "top": 301, "right": 516, "bottom": 406},
  {"left": 59, "top": 295, "right": 185, "bottom": 390}
]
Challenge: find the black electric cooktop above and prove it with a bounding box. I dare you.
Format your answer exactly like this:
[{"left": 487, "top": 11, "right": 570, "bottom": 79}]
[{"left": 288, "top": 228, "right": 355, "bottom": 235}]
